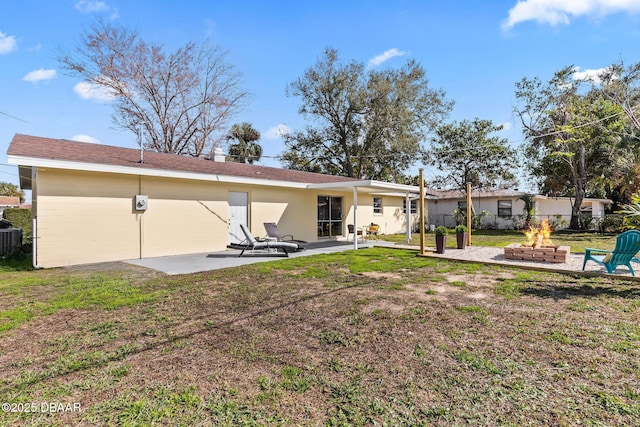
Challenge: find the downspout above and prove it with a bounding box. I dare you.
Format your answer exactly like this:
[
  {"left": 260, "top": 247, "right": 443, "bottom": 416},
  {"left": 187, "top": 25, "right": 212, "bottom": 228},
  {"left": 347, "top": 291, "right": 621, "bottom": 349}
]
[
  {"left": 32, "top": 217, "right": 39, "bottom": 269},
  {"left": 405, "top": 193, "right": 411, "bottom": 244},
  {"left": 31, "top": 167, "right": 40, "bottom": 269},
  {"left": 353, "top": 187, "right": 358, "bottom": 250}
]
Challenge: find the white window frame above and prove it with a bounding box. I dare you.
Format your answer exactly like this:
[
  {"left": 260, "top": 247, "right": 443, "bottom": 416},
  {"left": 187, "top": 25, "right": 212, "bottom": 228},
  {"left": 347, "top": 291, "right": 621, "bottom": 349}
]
[{"left": 373, "top": 197, "right": 383, "bottom": 215}]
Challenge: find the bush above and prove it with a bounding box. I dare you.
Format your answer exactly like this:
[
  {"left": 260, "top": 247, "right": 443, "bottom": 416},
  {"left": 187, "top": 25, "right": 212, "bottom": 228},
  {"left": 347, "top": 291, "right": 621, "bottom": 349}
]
[
  {"left": 599, "top": 215, "right": 625, "bottom": 234},
  {"left": 434, "top": 226, "right": 449, "bottom": 236},
  {"left": 623, "top": 215, "right": 640, "bottom": 231},
  {"left": 455, "top": 225, "right": 467, "bottom": 233},
  {"left": 2, "top": 208, "right": 32, "bottom": 243}
]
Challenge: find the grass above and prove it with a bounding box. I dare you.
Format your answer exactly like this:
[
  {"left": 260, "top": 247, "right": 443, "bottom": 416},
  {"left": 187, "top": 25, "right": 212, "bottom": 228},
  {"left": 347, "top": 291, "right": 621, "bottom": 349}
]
[
  {"left": 0, "top": 247, "right": 638, "bottom": 426},
  {"left": 381, "top": 228, "right": 618, "bottom": 253}
]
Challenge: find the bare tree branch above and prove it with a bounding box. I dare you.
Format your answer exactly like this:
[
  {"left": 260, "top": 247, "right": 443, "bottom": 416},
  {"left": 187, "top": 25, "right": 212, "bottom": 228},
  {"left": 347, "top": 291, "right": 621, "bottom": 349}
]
[{"left": 58, "top": 20, "right": 248, "bottom": 157}]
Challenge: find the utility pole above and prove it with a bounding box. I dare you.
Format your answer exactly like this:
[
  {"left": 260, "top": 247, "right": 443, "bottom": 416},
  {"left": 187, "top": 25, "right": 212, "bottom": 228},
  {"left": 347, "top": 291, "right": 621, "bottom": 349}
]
[{"left": 419, "top": 169, "right": 425, "bottom": 255}]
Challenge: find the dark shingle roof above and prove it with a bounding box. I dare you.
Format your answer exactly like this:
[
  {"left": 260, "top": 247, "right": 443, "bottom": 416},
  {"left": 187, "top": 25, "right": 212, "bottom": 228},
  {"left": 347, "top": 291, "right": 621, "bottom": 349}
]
[{"left": 7, "top": 134, "right": 357, "bottom": 185}]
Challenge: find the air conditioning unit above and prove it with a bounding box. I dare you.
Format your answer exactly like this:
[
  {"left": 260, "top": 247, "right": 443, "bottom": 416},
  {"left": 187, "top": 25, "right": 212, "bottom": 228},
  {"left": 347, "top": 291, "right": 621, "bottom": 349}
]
[{"left": 0, "top": 228, "right": 22, "bottom": 255}]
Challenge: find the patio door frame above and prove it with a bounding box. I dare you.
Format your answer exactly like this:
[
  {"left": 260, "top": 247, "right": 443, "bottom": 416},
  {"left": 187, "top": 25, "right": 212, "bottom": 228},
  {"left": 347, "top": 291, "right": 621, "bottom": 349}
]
[
  {"left": 317, "top": 195, "right": 343, "bottom": 238},
  {"left": 228, "top": 191, "right": 249, "bottom": 244}
]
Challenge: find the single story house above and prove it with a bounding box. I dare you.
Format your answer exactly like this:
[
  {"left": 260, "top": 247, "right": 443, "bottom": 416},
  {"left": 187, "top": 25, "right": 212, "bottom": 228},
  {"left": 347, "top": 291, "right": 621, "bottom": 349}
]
[
  {"left": 7, "top": 134, "right": 425, "bottom": 268},
  {"left": 428, "top": 188, "right": 612, "bottom": 229}
]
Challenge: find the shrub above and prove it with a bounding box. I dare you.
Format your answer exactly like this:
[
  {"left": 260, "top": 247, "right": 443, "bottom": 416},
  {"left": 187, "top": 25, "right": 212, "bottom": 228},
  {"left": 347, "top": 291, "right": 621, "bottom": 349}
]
[
  {"left": 2, "top": 208, "right": 32, "bottom": 243},
  {"left": 434, "top": 226, "right": 448, "bottom": 236},
  {"left": 455, "top": 225, "right": 467, "bottom": 233},
  {"left": 599, "top": 215, "right": 625, "bottom": 234}
]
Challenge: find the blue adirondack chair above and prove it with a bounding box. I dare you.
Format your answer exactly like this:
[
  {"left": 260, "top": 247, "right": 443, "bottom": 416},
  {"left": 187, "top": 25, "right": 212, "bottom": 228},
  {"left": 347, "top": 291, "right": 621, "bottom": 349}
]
[{"left": 582, "top": 229, "right": 640, "bottom": 276}]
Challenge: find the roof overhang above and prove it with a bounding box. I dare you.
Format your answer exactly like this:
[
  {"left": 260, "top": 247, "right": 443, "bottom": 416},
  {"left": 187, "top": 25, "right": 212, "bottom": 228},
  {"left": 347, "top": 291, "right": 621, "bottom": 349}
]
[
  {"left": 535, "top": 195, "right": 613, "bottom": 204},
  {"left": 8, "top": 154, "right": 436, "bottom": 198},
  {"left": 8, "top": 155, "right": 440, "bottom": 198},
  {"left": 7, "top": 155, "right": 310, "bottom": 190},
  {"left": 308, "top": 180, "right": 425, "bottom": 196},
  {"left": 17, "top": 165, "right": 33, "bottom": 190}
]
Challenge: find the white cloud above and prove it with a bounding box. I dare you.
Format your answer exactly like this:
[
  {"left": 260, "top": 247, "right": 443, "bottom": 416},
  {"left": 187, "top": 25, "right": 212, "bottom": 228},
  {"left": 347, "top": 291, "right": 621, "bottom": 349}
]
[
  {"left": 0, "top": 31, "right": 17, "bottom": 54},
  {"left": 74, "top": 0, "right": 118, "bottom": 19},
  {"left": 28, "top": 43, "right": 42, "bottom": 52},
  {"left": 367, "top": 48, "right": 407, "bottom": 69},
  {"left": 71, "top": 134, "right": 100, "bottom": 144},
  {"left": 502, "top": 0, "right": 640, "bottom": 31},
  {"left": 499, "top": 122, "right": 513, "bottom": 132},
  {"left": 264, "top": 124, "right": 290, "bottom": 139},
  {"left": 22, "top": 69, "right": 57, "bottom": 83},
  {"left": 73, "top": 81, "right": 116, "bottom": 102},
  {"left": 74, "top": 0, "right": 109, "bottom": 13},
  {"left": 572, "top": 66, "right": 611, "bottom": 83}
]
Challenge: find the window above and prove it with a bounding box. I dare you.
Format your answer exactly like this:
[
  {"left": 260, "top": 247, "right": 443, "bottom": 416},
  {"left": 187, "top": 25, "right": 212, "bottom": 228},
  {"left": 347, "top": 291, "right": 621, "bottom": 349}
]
[
  {"left": 457, "top": 201, "right": 467, "bottom": 210},
  {"left": 373, "top": 197, "right": 382, "bottom": 214},
  {"left": 403, "top": 199, "right": 417, "bottom": 214},
  {"left": 498, "top": 200, "right": 512, "bottom": 217}
]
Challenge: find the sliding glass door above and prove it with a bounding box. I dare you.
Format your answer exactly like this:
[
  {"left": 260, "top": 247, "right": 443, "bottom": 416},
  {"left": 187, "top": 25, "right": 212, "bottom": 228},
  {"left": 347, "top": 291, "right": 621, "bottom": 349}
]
[{"left": 317, "top": 196, "right": 343, "bottom": 238}]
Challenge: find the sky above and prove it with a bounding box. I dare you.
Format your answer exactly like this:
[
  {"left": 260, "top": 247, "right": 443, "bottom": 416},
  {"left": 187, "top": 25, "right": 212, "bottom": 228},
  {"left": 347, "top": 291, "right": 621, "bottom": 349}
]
[{"left": 3, "top": 0, "right": 640, "bottom": 196}]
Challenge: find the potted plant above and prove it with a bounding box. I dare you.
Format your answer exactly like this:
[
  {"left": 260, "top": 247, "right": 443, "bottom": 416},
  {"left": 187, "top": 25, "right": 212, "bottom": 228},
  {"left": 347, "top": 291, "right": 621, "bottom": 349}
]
[
  {"left": 434, "top": 226, "right": 448, "bottom": 254},
  {"left": 455, "top": 224, "right": 467, "bottom": 249}
]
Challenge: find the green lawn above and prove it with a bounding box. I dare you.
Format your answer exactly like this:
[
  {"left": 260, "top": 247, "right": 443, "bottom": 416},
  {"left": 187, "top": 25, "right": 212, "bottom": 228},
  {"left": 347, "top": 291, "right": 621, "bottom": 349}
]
[
  {"left": 379, "top": 229, "right": 618, "bottom": 253},
  {"left": 0, "top": 247, "right": 638, "bottom": 426}
]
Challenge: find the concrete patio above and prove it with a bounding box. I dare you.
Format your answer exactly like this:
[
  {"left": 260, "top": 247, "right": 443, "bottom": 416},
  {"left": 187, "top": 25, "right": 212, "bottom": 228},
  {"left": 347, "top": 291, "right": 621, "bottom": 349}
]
[
  {"left": 124, "top": 240, "right": 375, "bottom": 275},
  {"left": 123, "top": 238, "right": 639, "bottom": 279}
]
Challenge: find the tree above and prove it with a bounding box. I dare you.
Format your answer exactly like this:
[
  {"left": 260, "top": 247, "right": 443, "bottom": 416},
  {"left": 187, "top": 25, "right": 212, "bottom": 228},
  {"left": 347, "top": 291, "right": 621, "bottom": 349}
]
[
  {"left": 0, "top": 182, "right": 25, "bottom": 203},
  {"left": 425, "top": 118, "right": 519, "bottom": 192},
  {"left": 591, "top": 129, "right": 640, "bottom": 209},
  {"left": 519, "top": 194, "right": 536, "bottom": 228},
  {"left": 597, "top": 61, "right": 640, "bottom": 132},
  {"left": 618, "top": 191, "right": 640, "bottom": 217},
  {"left": 514, "top": 66, "right": 625, "bottom": 229},
  {"left": 226, "top": 122, "right": 263, "bottom": 164},
  {"left": 575, "top": 61, "right": 640, "bottom": 209},
  {"left": 58, "top": 20, "right": 247, "bottom": 157},
  {"left": 281, "top": 47, "right": 453, "bottom": 181}
]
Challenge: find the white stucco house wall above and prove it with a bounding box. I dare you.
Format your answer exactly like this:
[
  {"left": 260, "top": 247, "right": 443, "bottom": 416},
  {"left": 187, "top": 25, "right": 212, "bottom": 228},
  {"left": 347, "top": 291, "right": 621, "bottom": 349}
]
[
  {"left": 7, "top": 134, "right": 427, "bottom": 268},
  {"left": 427, "top": 188, "right": 612, "bottom": 229}
]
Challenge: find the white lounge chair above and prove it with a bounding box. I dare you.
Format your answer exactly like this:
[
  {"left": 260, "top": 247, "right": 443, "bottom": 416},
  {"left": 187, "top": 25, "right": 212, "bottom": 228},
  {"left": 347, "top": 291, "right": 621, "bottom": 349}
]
[
  {"left": 263, "top": 222, "right": 307, "bottom": 247},
  {"left": 235, "top": 224, "right": 299, "bottom": 257}
]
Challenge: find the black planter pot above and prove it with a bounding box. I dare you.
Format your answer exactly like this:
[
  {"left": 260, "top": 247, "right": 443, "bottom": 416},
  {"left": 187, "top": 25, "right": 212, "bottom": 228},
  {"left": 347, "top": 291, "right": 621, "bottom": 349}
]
[
  {"left": 456, "top": 232, "right": 467, "bottom": 249},
  {"left": 435, "top": 235, "right": 447, "bottom": 254}
]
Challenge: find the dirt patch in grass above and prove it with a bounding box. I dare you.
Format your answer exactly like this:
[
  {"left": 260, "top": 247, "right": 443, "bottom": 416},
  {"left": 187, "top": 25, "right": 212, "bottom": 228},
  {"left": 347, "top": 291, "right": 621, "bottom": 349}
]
[
  {"left": 61, "top": 261, "right": 165, "bottom": 283},
  {"left": 0, "top": 249, "right": 639, "bottom": 426}
]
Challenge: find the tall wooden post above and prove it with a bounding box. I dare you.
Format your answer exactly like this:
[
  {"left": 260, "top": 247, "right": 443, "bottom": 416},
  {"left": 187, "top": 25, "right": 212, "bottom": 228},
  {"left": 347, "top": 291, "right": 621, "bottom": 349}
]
[
  {"left": 419, "top": 169, "right": 425, "bottom": 255},
  {"left": 466, "top": 182, "right": 472, "bottom": 246}
]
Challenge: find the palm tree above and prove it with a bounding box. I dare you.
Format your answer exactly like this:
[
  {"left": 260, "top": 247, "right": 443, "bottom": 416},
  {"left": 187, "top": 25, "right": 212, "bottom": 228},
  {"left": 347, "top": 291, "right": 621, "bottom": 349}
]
[
  {"left": 226, "top": 122, "right": 262, "bottom": 164},
  {"left": 519, "top": 194, "right": 536, "bottom": 228},
  {"left": 619, "top": 192, "right": 640, "bottom": 217}
]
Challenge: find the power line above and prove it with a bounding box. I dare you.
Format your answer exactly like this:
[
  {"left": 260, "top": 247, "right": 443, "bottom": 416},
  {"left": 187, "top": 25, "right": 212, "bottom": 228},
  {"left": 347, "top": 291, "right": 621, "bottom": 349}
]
[{"left": 0, "top": 111, "right": 29, "bottom": 124}]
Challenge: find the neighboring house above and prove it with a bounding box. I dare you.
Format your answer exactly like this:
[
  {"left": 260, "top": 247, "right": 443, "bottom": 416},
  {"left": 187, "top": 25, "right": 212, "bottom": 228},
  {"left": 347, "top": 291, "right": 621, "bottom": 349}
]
[
  {"left": 428, "top": 188, "right": 611, "bottom": 229},
  {"left": 0, "top": 196, "right": 20, "bottom": 217},
  {"left": 7, "top": 134, "right": 424, "bottom": 268}
]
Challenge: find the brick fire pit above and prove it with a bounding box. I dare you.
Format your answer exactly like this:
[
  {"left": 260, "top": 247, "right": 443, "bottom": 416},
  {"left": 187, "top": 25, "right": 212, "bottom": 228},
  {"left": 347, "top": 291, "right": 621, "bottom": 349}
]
[{"left": 504, "top": 244, "right": 570, "bottom": 263}]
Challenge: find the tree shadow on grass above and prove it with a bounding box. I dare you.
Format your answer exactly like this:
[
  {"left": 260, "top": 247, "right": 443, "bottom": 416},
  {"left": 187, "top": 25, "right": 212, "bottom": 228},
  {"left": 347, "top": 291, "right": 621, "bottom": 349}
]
[{"left": 518, "top": 275, "right": 640, "bottom": 300}]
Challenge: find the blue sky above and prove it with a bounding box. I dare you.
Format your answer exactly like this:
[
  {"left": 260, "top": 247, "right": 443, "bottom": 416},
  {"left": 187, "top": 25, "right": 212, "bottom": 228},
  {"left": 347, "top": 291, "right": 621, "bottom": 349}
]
[{"left": 2, "top": 0, "right": 640, "bottom": 193}]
